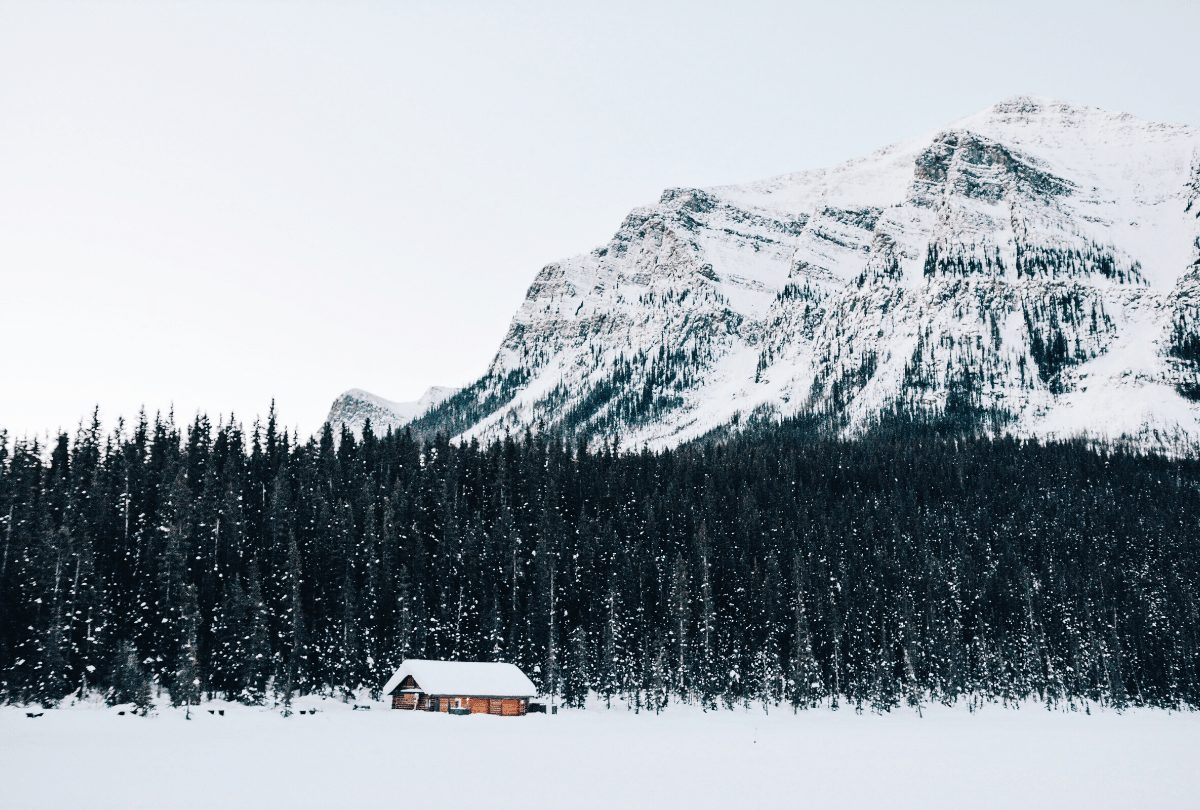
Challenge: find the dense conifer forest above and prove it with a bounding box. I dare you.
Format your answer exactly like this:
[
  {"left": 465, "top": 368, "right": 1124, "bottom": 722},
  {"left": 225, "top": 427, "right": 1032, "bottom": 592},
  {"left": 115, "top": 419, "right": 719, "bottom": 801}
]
[{"left": 1, "top": 408, "right": 1198, "bottom": 712}]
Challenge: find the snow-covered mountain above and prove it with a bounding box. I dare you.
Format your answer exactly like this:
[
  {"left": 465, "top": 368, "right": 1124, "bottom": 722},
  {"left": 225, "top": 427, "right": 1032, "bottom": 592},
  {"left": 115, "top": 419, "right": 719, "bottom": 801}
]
[
  {"left": 357, "top": 97, "right": 1200, "bottom": 451},
  {"left": 327, "top": 386, "right": 458, "bottom": 437}
]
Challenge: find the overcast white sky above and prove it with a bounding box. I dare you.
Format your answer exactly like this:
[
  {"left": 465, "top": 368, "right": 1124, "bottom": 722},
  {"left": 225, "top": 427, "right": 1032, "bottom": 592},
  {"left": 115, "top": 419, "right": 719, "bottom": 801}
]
[{"left": 2, "top": 0, "right": 1197, "bottom": 439}]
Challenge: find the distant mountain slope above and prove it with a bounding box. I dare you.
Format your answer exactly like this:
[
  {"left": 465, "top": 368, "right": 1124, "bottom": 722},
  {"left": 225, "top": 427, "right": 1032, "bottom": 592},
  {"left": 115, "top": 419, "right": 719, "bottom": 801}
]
[
  {"left": 380, "top": 98, "right": 1200, "bottom": 451},
  {"left": 327, "top": 386, "right": 458, "bottom": 437}
]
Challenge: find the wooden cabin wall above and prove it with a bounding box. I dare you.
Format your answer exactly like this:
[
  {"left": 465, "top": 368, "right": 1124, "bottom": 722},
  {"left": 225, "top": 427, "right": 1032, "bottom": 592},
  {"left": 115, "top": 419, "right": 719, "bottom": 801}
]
[
  {"left": 389, "top": 693, "right": 528, "bottom": 715},
  {"left": 390, "top": 693, "right": 430, "bottom": 710}
]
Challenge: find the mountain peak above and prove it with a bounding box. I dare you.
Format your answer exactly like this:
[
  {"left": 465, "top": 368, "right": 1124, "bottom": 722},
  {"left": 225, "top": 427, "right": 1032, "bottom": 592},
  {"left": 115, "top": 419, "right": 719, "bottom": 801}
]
[
  {"left": 328, "top": 385, "right": 460, "bottom": 437},
  {"left": 353, "top": 99, "right": 1200, "bottom": 454},
  {"left": 987, "top": 94, "right": 1080, "bottom": 114},
  {"left": 957, "top": 96, "right": 1125, "bottom": 133},
  {"left": 959, "top": 95, "right": 1194, "bottom": 140}
]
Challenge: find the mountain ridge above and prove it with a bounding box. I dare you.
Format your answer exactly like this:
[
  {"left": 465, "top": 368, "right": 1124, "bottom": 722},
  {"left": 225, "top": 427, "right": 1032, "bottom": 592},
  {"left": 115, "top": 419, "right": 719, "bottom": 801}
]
[{"left": 335, "top": 97, "right": 1200, "bottom": 452}]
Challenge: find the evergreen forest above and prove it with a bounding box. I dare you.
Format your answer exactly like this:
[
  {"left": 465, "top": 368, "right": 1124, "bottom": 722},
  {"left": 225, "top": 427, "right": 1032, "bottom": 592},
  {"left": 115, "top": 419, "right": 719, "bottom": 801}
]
[{"left": 1, "top": 408, "right": 1198, "bottom": 713}]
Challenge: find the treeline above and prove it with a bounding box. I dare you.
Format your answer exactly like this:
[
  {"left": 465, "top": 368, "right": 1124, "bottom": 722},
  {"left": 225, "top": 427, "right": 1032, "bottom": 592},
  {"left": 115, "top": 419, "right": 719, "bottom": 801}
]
[{"left": 1, "top": 409, "right": 1198, "bottom": 712}]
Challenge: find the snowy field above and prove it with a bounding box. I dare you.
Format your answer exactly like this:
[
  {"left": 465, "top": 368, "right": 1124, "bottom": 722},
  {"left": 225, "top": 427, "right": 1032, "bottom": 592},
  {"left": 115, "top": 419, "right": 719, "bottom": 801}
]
[{"left": 3, "top": 699, "right": 1199, "bottom": 809}]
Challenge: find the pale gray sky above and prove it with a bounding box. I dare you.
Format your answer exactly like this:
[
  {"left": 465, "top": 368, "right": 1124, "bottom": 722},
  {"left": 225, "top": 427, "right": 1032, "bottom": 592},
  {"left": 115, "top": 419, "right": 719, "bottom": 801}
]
[{"left": 2, "top": 0, "right": 1197, "bottom": 438}]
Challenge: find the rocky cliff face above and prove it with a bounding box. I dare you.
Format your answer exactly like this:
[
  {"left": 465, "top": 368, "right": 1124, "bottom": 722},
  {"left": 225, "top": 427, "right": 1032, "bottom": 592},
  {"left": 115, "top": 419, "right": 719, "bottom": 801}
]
[{"left": 358, "top": 98, "right": 1200, "bottom": 451}]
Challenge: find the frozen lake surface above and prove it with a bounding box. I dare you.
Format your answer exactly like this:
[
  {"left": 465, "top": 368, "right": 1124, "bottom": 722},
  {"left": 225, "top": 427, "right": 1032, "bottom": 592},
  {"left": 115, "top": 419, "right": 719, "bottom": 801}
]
[{"left": 3, "top": 698, "right": 1198, "bottom": 809}]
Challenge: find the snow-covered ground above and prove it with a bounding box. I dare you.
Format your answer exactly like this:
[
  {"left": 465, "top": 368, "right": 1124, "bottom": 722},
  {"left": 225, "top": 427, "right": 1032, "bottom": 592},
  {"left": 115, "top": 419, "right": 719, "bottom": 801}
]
[{"left": 3, "top": 699, "right": 1198, "bottom": 809}]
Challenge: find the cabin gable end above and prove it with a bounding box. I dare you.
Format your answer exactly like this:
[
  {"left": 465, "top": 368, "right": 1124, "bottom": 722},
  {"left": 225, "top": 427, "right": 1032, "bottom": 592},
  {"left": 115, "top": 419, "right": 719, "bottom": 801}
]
[{"left": 389, "top": 674, "right": 420, "bottom": 695}]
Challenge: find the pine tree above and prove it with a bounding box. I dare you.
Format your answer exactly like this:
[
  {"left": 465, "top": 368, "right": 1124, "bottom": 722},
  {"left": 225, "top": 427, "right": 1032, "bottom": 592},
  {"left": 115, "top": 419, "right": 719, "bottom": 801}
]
[
  {"left": 109, "top": 640, "right": 152, "bottom": 711},
  {"left": 174, "top": 585, "right": 201, "bottom": 708}
]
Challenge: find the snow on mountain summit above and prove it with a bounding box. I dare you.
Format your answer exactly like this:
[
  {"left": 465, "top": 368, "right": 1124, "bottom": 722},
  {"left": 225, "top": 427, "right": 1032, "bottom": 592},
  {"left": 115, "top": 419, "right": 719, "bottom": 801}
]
[
  {"left": 362, "top": 98, "right": 1200, "bottom": 452},
  {"left": 328, "top": 385, "right": 458, "bottom": 437}
]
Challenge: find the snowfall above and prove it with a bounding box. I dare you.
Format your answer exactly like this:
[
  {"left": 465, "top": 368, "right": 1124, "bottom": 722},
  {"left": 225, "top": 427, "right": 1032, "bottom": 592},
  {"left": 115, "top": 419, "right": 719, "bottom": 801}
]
[{"left": 3, "top": 697, "right": 1199, "bottom": 809}]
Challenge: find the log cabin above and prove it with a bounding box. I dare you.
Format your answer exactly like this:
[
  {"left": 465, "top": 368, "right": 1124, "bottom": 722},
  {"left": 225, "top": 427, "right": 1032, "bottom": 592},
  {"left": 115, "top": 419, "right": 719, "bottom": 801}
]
[{"left": 382, "top": 659, "right": 538, "bottom": 717}]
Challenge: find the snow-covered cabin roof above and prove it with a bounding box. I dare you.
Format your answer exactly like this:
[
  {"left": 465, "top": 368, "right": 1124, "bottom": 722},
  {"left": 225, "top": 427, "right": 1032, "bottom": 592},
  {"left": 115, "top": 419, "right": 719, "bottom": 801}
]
[{"left": 382, "top": 659, "right": 538, "bottom": 698}]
